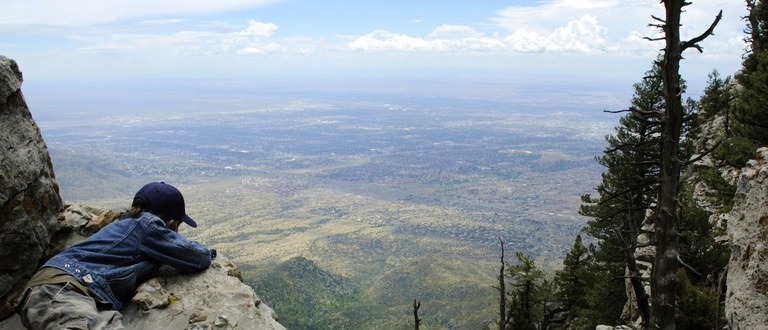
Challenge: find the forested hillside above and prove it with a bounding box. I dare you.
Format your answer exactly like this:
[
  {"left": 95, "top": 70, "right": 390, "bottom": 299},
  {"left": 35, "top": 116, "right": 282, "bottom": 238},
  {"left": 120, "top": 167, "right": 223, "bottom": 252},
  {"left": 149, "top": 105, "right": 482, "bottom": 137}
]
[{"left": 493, "top": 1, "right": 767, "bottom": 329}]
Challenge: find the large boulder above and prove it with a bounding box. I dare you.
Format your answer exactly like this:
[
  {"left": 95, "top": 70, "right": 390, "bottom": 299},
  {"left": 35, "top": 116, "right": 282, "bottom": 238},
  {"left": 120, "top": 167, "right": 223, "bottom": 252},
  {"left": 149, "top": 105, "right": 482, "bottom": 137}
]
[
  {"left": 725, "top": 147, "right": 768, "bottom": 329},
  {"left": 0, "top": 55, "right": 63, "bottom": 318}
]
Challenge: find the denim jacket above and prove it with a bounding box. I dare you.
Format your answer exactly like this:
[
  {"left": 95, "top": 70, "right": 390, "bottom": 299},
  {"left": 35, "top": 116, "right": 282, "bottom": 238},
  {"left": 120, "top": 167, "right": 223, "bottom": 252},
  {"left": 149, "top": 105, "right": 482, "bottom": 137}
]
[{"left": 43, "top": 212, "right": 213, "bottom": 310}]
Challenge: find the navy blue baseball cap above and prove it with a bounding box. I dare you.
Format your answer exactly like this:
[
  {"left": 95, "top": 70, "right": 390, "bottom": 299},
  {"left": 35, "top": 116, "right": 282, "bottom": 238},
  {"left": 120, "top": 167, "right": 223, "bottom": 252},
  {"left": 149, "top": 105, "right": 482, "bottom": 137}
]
[{"left": 134, "top": 182, "right": 198, "bottom": 228}]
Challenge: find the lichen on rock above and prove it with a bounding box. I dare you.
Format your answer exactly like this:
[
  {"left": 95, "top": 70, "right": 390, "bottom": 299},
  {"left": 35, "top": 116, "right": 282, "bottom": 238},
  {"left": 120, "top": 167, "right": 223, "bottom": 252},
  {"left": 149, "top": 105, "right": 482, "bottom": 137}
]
[{"left": 725, "top": 147, "right": 768, "bottom": 329}]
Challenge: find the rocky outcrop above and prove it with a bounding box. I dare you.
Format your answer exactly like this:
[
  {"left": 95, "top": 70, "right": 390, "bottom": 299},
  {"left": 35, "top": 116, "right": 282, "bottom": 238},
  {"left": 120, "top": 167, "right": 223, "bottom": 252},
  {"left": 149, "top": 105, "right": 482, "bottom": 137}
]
[
  {"left": 0, "top": 56, "right": 283, "bottom": 329},
  {"left": 725, "top": 147, "right": 768, "bottom": 329},
  {"left": 124, "top": 256, "right": 284, "bottom": 330},
  {"left": 0, "top": 55, "right": 63, "bottom": 317},
  {"left": 0, "top": 204, "right": 285, "bottom": 329}
]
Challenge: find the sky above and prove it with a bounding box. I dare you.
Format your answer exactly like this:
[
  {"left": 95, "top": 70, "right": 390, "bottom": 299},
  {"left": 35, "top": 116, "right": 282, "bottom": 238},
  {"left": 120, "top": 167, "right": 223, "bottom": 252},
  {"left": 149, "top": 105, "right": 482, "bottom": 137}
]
[{"left": 0, "top": 0, "right": 750, "bottom": 111}]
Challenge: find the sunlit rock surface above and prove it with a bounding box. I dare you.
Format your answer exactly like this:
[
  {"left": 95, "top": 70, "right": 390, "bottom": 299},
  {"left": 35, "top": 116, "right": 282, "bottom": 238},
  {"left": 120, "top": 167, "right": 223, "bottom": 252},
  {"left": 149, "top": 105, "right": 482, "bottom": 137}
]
[{"left": 725, "top": 147, "right": 768, "bottom": 329}]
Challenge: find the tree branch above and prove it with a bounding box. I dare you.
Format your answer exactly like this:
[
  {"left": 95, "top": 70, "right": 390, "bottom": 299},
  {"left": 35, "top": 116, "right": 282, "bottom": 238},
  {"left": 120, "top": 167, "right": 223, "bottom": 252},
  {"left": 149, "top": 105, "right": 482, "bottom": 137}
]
[
  {"left": 681, "top": 10, "right": 723, "bottom": 53},
  {"left": 604, "top": 108, "right": 633, "bottom": 114},
  {"left": 676, "top": 254, "right": 703, "bottom": 277},
  {"left": 682, "top": 140, "right": 722, "bottom": 167}
]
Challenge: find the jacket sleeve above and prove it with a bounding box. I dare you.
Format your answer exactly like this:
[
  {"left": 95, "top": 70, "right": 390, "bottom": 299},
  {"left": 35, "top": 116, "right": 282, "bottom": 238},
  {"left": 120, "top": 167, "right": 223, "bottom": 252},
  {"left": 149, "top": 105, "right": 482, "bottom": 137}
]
[{"left": 140, "top": 218, "right": 213, "bottom": 272}]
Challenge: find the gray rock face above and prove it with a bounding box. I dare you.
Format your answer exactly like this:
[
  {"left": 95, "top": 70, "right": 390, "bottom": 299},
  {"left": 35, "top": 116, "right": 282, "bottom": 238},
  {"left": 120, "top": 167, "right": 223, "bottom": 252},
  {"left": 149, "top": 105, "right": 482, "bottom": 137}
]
[
  {"left": 0, "top": 56, "right": 22, "bottom": 102},
  {"left": 123, "top": 257, "right": 285, "bottom": 330},
  {"left": 0, "top": 55, "right": 63, "bottom": 318},
  {"left": 725, "top": 147, "right": 768, "bottom": 329}
]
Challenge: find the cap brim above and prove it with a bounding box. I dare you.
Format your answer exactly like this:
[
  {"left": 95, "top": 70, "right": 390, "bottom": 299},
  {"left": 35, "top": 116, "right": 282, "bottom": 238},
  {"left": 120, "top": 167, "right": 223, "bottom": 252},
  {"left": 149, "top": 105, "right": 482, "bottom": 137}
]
[{"left": 181, "top": 215, "right": 198, "bottom": 228}]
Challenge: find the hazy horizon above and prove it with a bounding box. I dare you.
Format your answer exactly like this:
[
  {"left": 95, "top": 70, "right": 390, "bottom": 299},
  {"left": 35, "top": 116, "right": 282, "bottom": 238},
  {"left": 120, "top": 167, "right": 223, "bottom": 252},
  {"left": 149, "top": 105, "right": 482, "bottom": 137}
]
[{"left": 4, "top": 0, "right": 747, "bottom": 119}]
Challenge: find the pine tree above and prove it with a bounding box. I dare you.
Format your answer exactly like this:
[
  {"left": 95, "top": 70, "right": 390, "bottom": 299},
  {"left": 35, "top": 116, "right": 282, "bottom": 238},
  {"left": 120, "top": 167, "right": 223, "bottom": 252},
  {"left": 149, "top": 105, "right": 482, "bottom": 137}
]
[
  {"left": 554, "top": 235, "right": 589, "bottom": 320},
  {"left": 698, "top": 69, "right": 732, "bottom": 126},
  {"left": 580, "top": 246, "right": 626, "bottom": 327},
  {"left": 730, "top": 0, "right": 768, "bottom": 164},
  {"left": 507, "top": 252, "right": 544, "bottom": 330},
  {"left": 578, "top": 63, "right": 665, "bottom": 327},
  {"left": 581, "top": 63, "right": 664, "bottom": 246}
]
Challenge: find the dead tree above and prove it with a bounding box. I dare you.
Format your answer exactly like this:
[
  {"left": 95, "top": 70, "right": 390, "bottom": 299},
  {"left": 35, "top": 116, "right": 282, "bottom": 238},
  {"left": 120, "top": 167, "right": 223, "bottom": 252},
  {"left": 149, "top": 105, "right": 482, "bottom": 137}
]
[
  {"left": 650, "top": 1, "right": 722, "bottom": 329},
  {"left": 413, "top": 299, "right": 421, "bottom": 330},
  {"left": 615, "top": 224, "right": 650, "bottom": 328},
  {"left": 494, "top": 237, "right": 508, "bottom": 330}
]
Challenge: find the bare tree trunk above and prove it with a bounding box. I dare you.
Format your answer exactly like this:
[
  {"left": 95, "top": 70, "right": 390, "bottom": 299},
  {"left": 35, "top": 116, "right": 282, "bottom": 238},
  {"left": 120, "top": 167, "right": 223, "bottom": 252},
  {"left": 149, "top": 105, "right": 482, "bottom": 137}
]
[
  {"left": 616, "top": 213, "right": 650, "bottom": 329},
  {"left": 652, "top": 2, "right": 684, "bottom": 328},
  {"left": 413, "top": 299, "right": 421, "bottom": 330},
  {"left": 497, "top": 237, "right": 507, "bottom": 330},
  {"left": 652, "top": 1, "right": 721, "bottom": 328}
]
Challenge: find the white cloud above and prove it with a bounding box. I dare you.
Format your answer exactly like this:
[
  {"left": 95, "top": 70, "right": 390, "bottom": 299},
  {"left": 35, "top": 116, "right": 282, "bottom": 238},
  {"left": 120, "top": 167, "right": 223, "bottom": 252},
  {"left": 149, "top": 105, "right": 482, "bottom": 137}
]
[
  {"left": 1, "top": 0, "right": 283, "bottom": 26},
  {"left": 236, "top": 43, "right": 285, "bottom": 55},
  {"left": 84, "top": 20, "right": 287, "bottom": 56},
  {"left": 348, "top": 30, "right": 449, "bottom": 52},
  {"left": 347, "top": 29, "right": 511, "bottom": 53},
  {"left": 504, "top": 29, "right": 547, "bottom": 53},
  {"left": 491, "top": 0, "right": 745, "bottom": 57},
  {"left": 429, "top": 25, "right": 484, "bottom": 39},
  {"left": 549, "top": 0, "right": 620, "bottom": 10},
  {"left": 238, "top": 21, "right": 278, "bottom": 38},
  {"left": 138, "top": 19, "right": 189, "bottom": 26},
  {"left": 505, "top": 15, "right": 612, "bottom": 54},
  {"left": 348, "top": 15, "right": 612, "bottom": 54},
  {"left": 545, "top": 14, "right": 610, "bottom": 53}
]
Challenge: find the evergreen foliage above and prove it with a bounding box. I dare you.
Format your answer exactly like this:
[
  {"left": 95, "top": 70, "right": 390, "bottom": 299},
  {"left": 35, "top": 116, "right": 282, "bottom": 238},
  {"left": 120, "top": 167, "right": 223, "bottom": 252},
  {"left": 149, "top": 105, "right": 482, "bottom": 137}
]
[
  {"left": 696, "top": 166, "right": 737, "bottom": 212},
  {"left": 575, "top": 64, "right": 666, "bottom": 327},
  {"left": 712, "top": 136, "right": 759, "bottom": 168},
  {"left": 580, "top": 64, "right": 668, "bottom": 241},
  {"left": 553, "top": 235, "right": 589, "bottom": 322},
  {"left": 676, "top": 181, "right": 729, "bottom": 327},
  {"left": 563, "top": 56, "right": 726, "bottom": 327},
  {"left": 732, "top": 0, "right": 768, "bottom": 150},
  {"left": 579, "top": 249, "right": 626, "bottom": 327},
  {"left": 676, "top": 269, "right": 722, "bottom": 329},
  {"left": 697, "top": 70, "right": 732, "bottom": 125},
  {"left": 506, "top": 252, "right": 545, "bottom": 330}
]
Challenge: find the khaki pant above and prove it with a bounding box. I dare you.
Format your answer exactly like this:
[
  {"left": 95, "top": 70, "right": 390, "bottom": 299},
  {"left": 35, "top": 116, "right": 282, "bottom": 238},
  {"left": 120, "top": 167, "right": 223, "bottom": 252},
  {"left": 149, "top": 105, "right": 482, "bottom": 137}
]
[{"left": 17, "top": 282, "right": 125, "bottom": 330}]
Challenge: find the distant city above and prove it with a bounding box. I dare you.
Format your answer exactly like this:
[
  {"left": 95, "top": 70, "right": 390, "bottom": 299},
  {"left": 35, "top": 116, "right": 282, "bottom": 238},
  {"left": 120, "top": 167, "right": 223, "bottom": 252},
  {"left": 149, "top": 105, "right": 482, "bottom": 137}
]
[{"left": 41, "top": 92, "right": 615, "bottom": 328}]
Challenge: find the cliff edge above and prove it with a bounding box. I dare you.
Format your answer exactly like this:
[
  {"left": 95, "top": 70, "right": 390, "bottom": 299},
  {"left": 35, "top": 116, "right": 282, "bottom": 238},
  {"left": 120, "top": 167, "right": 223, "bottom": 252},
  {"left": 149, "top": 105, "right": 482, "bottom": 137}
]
[{"left": 0, "top": 56, "right": 284, "bottom": 329}]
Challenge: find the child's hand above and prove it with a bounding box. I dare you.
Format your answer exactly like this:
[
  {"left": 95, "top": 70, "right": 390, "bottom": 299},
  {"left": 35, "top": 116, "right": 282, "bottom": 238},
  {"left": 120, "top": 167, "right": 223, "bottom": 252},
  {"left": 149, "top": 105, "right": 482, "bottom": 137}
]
[{"left": 167, "top": 219, "right": 180, "bottom": 232}]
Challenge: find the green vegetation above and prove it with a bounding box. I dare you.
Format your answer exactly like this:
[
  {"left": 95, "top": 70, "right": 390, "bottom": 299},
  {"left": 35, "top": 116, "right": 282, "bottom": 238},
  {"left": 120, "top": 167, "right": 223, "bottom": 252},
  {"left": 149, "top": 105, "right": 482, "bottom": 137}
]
[
  {"left": 506, "top": 252, "right": 545, "bottom": 330},
  {"left": 247, "top": 256, "right": 360, "bottom": 329},
  {"left": 696, "top": 166, "right": 736, "bottom": 212},
  {"left": 732, "top": 1, "right": 768, "bottom": 149},
  {"left": 248, "top": 255, "right": 496, "bottom": 329},
  {"left": 553, "top": 235, "right": 589, "bottom": 327},
  {"left": 712, "top": 136, "right": 759, "bottom": 168}
]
